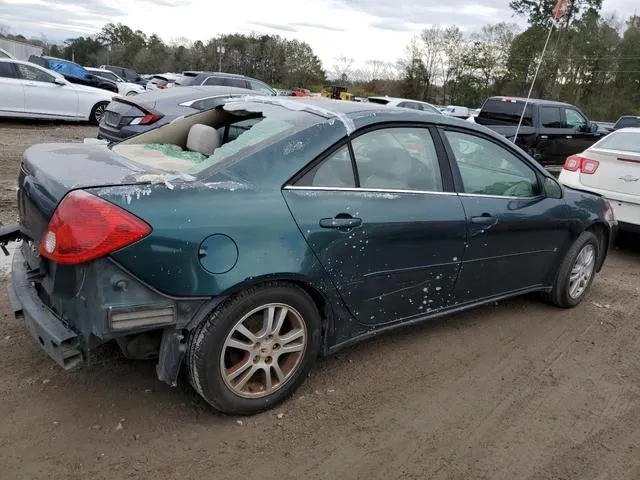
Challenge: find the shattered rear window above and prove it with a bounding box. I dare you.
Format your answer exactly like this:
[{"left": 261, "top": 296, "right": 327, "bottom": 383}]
[{"left": 187, "top": 115, "right": 298, "bottom": 175}]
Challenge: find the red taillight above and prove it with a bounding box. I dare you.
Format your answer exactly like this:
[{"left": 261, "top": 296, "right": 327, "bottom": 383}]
[
  {"left": 39, "top": 190, "right": 151, "bottom": 265},
  {"left": 563, "top": 155, "right": 600, "bottom": 174},
  {"left": 139, "top": 113, "right": 162, "bottom": 125}
]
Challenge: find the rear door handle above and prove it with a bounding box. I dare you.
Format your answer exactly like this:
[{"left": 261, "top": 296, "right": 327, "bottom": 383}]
[
  {"left": 565, "top": 135, "right": 573, "bottom": 139},
  {"left": 319, "top": 216, "right": 362, "bottom": 229},
  {"left": 471, "top": 214, "right": 496, "bottom": 225}
]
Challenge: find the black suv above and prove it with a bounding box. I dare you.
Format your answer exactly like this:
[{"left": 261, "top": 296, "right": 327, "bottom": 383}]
[
  {"left": 28, "top": 55, "right": 118, "bottom": 93},
  {"left": 175, "top": 71, "right": 277, "bottom": 95}
]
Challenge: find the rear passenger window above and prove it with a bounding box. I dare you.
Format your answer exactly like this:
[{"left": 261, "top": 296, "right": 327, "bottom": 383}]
[
  {"left": 540, "top": 106, "right": 563, "bottom": 128},
  {"left": 203, "top": 77, "right": 223, "bottom": 86},
  {"left": 445, "top": 130, "right": 540, "bottom": 198},
  {"left": 352, "top": 128, "right": 443, "bottom": 192},
  {"left": 296, "top": 146, "right": 355, "bottom": 188}
]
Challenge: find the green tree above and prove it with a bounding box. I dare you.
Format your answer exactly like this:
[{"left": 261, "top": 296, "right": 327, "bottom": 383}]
[{"left": 508, "top": 0, "right": 603, "bottom": 27}]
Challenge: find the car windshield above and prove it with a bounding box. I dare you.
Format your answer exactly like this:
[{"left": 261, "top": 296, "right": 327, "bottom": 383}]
[{"left": 595, "top": 131, "right": 640, "bottom": 153}]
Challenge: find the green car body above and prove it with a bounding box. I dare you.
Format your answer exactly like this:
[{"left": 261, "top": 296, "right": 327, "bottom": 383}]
[{"left": 3, "top": 97, "right": 617, "bottom": 414}]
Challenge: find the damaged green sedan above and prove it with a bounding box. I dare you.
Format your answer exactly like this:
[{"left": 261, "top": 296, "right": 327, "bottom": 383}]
[{"left": 1, "top": 96, "right": 617, "bottom": 415}]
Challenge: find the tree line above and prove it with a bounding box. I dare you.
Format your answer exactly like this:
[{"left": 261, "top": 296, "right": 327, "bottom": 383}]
[
  {"left": 392, "top": 0, "right": 640, "bottom": 121},
  {"left": 1, "top": 23, "right": 326, "bottom": 90},
  {"left": 1, "top": 0, "right": 638, "bottom": 120}
]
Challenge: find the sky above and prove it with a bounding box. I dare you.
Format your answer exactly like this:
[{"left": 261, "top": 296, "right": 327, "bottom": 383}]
[{"left": 0, "top": 0, "right": 630, "bottom": 72}]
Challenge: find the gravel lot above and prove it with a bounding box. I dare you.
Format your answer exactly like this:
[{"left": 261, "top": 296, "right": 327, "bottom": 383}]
[{"left": 1, "top": 121, "right": 639, "bottom": 480}]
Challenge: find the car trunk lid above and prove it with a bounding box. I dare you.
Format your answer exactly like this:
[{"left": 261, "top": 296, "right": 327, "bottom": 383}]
[
  {"left": 579, "top": 148, "right": 640, "bottom": 200},
  {"left": 18, "top": 142, "right": 164, "bottom": 241}
]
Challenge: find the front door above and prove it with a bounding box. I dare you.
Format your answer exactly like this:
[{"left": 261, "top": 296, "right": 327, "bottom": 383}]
[
  {"left": 441, "top": 128, "right": 571, "bottom": 302},
  {"left": 0, "top": 61, "right": 25, "bottom": 115},
  {"left": 16, "top": 63, "right": 79, "bottom": 118},
  {"left": 283, "top": 126, "right": 467, "bottom": 326},
  {"left": 562, "top": 106, "right": 602, "bottom": 157}
]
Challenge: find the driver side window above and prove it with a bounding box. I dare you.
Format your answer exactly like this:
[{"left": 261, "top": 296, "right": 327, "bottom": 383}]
[
  {"left": 444, "top": 130, "right": 540, "bottom": 198},
  {"left": 564, "top": 108, "right": 587, "bottom": 129}
]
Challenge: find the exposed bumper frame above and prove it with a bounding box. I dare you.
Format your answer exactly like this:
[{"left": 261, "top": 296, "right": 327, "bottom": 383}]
[{"left": 8, "top": 246, "right": 83, "bottom": 369}]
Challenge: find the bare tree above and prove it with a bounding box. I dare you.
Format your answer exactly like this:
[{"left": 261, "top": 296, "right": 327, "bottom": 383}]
[
  {"left": 419, "top": 25, "right": 446, "bottom": 100},
  {"left": 439, "top": 26, "right": 465, "bottom": 103},
  {"left": 0, "top": 24, "right": 9, "bottom": 37},
  {"left": 333, "top": 55, "right": 355, "bottom": 82}
]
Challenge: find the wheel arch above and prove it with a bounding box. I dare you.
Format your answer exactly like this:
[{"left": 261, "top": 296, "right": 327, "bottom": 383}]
[
  {"left": 184, "top": 273, "right": 335, "bottom": 354},
  {"left": 585, "top": 221, "right": 610, "bottom": 272}
]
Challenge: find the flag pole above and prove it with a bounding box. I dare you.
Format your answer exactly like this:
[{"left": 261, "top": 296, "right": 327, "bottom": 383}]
[{"left": 513, "top": 22, "right": 555, "bottom": 143}]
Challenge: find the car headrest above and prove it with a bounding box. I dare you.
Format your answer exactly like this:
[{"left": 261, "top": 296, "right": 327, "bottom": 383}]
[{"left": 187, "top": 124, "right": 220, "bottom": 156}]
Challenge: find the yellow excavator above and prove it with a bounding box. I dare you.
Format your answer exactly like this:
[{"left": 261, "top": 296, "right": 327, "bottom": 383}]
[{"left": 320, "top": 85, "right": 354, "bottom": 101}]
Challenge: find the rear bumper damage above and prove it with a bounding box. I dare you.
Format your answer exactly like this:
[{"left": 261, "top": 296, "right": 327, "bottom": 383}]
[
  {"left": 6, "top": 242, "right": 210, "bottom": 386},
  {"left": 8, "top": 247, "right": 83, "bottom": 369}
]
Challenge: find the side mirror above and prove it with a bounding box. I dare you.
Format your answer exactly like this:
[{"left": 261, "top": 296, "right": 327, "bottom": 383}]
[
  {"left": 543, "top": 176, "right": 562, "bottom": 199},
  {"left": 589, "top": 122, "right": 599, "bottom": 133}
]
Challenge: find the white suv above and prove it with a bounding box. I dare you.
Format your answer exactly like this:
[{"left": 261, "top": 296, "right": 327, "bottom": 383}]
[{"left": 559, "top": 127, "right": 640, "bottom": 232}]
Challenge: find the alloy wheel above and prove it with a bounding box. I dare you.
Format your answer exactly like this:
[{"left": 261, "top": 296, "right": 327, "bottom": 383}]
[
  {"left": 220, "top": 303, "right": 307, "bottom": 398},
  {"left": 94, "top": 104, "right": 106, "bottom": 123},
  {"left": 568, "top": 244, "right": 596, "bottom": 299}
]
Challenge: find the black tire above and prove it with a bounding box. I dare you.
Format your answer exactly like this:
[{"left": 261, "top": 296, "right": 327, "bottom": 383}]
[
  {"left": 549, "top": 231, "right": 600, "bottom": 308},
  {"left": 90, "top": 101, "right": 108, "bottom": 125},
  {"left": 188, "top": 282, "right": 322, "bottom": 415}
]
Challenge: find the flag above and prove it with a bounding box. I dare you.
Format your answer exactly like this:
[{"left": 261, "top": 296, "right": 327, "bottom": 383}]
[{"left": 552, "top": 0, "right": 571, "bottom": 21}]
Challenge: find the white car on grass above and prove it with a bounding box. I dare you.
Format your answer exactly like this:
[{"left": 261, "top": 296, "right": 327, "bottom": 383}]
[
  {"left": 559, "top": 127, "right": 640, "bottom": 233},
  {"left": 85, "top": 67, "right": 146, "bottom": 96},
  {"left": 0, "top": 58, "right": 116, "bottom": 124}
]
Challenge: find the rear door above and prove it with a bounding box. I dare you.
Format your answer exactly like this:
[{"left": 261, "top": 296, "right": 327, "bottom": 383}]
[
  {"left": 283, "top": 125, "right": 467, "bottom": 326},
  {"left": 536, "top": 105, "right": 567, "bottom": 167},
  {"left": 17, "top": 63, "right": 79, "bottom": 118},
  {"left": 0, "top": 61, "right": 25, "bottom": 115},
  {"left": 441, "top": 128, "right": 570, "bottom": 302}
]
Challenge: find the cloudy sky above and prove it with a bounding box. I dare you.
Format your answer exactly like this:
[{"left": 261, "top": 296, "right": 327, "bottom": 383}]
[{"left": 0, "top": 0, "right": 629, "bottom": 70}]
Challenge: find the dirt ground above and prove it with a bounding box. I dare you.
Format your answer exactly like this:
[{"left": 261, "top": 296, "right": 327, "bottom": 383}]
[{"left": 1, "top": 121, "right": 639, "bottom": 480}]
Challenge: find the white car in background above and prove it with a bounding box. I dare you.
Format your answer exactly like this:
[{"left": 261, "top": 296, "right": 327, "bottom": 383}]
[
  {"left": 85, "top": 67, "right": 145, "bottom": 96},
  {"left": 367, "top": 96, "right": 442, "bottom": 115},
  {"left": 0, "top": 58, "right": 116, "bottom": 124},
  {"left": 559, "top": 127, "right": 640, "bottom": 232}
]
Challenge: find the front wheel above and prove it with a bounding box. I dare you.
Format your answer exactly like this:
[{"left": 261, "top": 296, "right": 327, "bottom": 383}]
[
  {"left": 549, "top": 231, "right": 599, "bottom": 308},
  {"left": 90, "top": 101, "right": 108, "bottom": 125},
  {"left": 188, "top": 282, "right": 322, "bottom": 415}
]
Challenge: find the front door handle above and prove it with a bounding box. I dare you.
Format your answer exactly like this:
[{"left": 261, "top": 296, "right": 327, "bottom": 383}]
[
  {"left": 471, "top": 214, "right": 496, "bottom": 225},
  {"left": 319, "top": 216, "right": 362, "bottom": 229},
  {"left": 565, "top": 135, "right": 573, "bottom": 139}
]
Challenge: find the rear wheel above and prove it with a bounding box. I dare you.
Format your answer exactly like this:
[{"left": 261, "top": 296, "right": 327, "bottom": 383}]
[
  {"left": 188, "top": 283, "right": 322, "bottom": 415},
  {"left": 549, "top": 231, "right": 599, "bottom": 308},
  {"left": 90, "top": 101, "right": 108, "bottom": 125}
]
